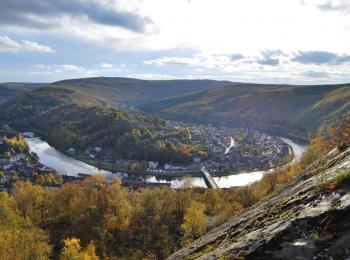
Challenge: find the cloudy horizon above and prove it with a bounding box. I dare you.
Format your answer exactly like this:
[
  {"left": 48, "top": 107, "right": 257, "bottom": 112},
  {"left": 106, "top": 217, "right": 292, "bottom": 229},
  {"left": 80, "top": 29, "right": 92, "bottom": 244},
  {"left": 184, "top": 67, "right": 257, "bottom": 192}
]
[{"left": 0, "top": 0, "right": 349, "bottom": 84}]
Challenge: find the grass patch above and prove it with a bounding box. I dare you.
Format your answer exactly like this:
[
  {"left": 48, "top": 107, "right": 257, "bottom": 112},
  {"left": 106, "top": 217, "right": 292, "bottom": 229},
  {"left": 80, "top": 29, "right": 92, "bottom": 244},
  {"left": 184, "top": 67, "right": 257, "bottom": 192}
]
[{"left": 335, "top": 170, "right": 350, "bottom": 186}]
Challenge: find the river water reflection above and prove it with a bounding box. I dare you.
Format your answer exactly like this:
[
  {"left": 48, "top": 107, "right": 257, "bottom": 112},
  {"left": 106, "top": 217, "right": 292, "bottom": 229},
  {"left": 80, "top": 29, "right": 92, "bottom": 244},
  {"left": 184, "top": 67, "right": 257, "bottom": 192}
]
[{"left": 26, "top": 135, "right": 307, "bottom": 189}]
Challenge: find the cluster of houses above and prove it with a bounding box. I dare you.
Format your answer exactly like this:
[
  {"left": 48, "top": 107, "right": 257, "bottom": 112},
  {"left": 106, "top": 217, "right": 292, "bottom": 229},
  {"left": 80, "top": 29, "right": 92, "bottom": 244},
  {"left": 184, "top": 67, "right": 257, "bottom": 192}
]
[
  {"left": 204, "top": 129, "right": 290, "bottom": 171},
  {"left": 0, "top": 135, "right": 58, "bottom": 191},
  {"left": 92, "top": 121, "right": 291, "bottom": 174},
  {"left": 66, "top": 121, "right": 292, "bottom": 176},
  {"left": 67, "top": 146, "right": 103, "bottom": 159},
  {"left": 114, "top": 156, "right": 203, "bottom": 174},
  {"left": 167, "top": 121, "right": 291, "bottom": 172}
]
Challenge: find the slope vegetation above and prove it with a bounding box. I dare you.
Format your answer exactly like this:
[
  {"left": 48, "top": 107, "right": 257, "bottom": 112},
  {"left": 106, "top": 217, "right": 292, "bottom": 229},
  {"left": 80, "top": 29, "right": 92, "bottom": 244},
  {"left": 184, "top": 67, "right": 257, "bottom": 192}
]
[
  {"left": 141, "top": 83, "right": 350, "bottom": 140},
  {"left": 0, "top": 82, "right": 45, "bottom": 104},
  {"left": 0, "top": 78, "right": 219, "bottom": 164},
  {"left": 2, "top": 78, "right": 350, "bottom": 142},
  {"left": 169, "top": 145, "right": 350, "bottom": 259},
  {"left": 43, "top": 77, "right": 232, "bottom": 107}
]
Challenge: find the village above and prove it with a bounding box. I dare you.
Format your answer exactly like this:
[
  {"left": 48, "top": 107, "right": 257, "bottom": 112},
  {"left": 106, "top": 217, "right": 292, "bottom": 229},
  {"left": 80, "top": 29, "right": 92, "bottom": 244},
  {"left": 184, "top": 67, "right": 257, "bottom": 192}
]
[
  {"left": 163, "top": 122, "right": 291, "bottom": 174},
  {"left": 0, "top": 121, "right": 292, "bottom": 191},
  {"left": 189, "top": 124, "right": 291, "bottom": 172},
  {"left": 0, "top": 133, "right": 164, "bottom": 190},
  {"left": 65, "top": 121, "right": 292, "bottom": 177},
  {"left": 0, "top": 133, "right": 64, "bottom": 191}
]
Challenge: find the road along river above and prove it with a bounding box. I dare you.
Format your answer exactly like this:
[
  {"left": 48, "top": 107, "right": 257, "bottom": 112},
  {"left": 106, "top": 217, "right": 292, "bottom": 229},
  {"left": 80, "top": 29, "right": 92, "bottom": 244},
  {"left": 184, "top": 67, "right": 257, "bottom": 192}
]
[
  {"left": 25, "top": 135, "right": 307, "bottom": 189},
  {"left": 224, "top": 137, "right": 235, "bottom": 155}
]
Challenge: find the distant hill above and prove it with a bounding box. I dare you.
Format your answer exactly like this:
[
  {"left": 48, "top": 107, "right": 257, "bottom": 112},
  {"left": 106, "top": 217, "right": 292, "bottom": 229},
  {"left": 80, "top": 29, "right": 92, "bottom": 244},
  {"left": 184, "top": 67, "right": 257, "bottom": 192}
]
[
  {"left": 0, "top": 77, "right": 233, "bottom": 135},
  {"left": 140, "top": 83, "right": 350, "bottom": 140},
  {"left": 43, "top": 77, "right": 233, "bottom": 107},
  {"left": 1, "top": 77, "right": 349, "bottom": 141},
  {"left": 0, "top": 82, "right": 46, "bottom": 104},
  {"left": 0, "top": 77, "right": 229, "bottom": 164}
]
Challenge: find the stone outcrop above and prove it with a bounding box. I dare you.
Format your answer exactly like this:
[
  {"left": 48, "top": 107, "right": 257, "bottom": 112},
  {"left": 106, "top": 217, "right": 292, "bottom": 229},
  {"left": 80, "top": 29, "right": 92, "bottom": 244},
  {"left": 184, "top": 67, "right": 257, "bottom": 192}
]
[{"left": 169, "top": 147, "right": 350, "bottom": 260}]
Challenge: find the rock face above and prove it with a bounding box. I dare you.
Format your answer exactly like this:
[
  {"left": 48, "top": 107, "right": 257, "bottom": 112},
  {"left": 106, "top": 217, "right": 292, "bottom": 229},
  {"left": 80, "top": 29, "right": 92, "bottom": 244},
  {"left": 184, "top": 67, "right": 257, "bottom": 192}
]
[{"left": 169, "top": 147, "right": 350, "bottom": 260}]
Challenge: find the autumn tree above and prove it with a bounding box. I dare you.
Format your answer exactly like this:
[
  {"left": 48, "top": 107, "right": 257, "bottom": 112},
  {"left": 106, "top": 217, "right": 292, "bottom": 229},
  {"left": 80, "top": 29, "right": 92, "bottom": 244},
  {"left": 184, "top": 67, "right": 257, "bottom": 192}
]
[
  {"left": 12, "top": 181, "right": 53, "bottom": 226},
  {"left": 181, "top": 201, "right": 208, "bottom": 239},
  {"left": 0, "top": 192, "right": 52, "bottom": 259},
  {"left": 60, "top": 237, "right": 98, "bottom": 260}
]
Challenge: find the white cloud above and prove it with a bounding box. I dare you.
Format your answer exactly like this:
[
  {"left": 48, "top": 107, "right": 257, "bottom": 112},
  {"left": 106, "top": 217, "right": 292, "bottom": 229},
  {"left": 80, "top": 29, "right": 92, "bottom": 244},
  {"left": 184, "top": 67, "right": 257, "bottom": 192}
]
[
  {"left": 144, "top": 50, "right": 350, "bottom": 84},
  {"left": 35, "top": 64, "right": 87, "bottom": 74},
  {"left": 0, "top": 35, "right": 54, "bottom": 53},
  {"left": 99, "top": 63, "right": 113, "bottom": 68},
  {"left": 3, "top": 0, "right": 347, "bottom": 54},
  {"left": 1, "top": 0, "right": 350, "bottom": 84},
  {"left": 126, "top": 73, "right": 176, "bottom": 80},
  {"left": 144, "top": 56, "right": 204, "bottom": 67}
]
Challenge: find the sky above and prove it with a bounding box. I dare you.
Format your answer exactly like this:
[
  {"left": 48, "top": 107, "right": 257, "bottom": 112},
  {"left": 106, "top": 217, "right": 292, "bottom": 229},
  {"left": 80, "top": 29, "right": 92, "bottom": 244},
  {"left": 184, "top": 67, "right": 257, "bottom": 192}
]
[{"left": 0, "top": 0, "right": 349, "bottom": 84}]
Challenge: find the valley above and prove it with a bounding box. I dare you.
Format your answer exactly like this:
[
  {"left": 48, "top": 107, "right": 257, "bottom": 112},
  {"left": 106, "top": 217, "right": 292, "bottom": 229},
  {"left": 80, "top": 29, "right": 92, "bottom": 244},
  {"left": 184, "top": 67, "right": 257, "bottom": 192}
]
[
  {"left": 59, "top": 121, "right": 293, "bottom": 176},
  {"left": 2, "top": 2, "right": 350, "bottom": 259},
  {"left": 0, "top": 76, "right": 348, "bottom": 259},
  {"left": 20, "top": 129, "right": 305, "bottom": 189}
]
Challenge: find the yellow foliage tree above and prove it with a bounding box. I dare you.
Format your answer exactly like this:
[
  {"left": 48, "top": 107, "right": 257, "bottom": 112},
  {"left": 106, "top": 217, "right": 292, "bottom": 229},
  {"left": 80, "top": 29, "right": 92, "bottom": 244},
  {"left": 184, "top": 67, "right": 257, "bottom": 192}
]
[
  {"left": 181, "top": 201, "right": 207, "bottom": 239},
  {"left": 0, "top": 192, "right": 52, "bottom": 260},
  {"left": 60, "top": 238, "right": 99, "bottom": 260}
]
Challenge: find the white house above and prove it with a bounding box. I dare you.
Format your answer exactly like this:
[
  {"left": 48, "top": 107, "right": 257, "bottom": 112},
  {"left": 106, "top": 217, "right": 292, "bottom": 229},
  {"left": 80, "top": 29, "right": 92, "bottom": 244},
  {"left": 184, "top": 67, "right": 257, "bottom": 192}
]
[
  {"left": 94, "top": 147, "right": 102, "bottom": 153},
  {"left": 3, "top": 164, "right": 13, "bottom": 170},
  {"left": 164, "top": 164, "right": 182, "bottom": 170},
  {"left": 193, "top": 157, "right": 201, "bottom": 163},
  {"left": 67, "top": 148, "right": 76, "bottom": 154},
  {"left": 148, "top": 161, "right": 159, "bottom": 169}
]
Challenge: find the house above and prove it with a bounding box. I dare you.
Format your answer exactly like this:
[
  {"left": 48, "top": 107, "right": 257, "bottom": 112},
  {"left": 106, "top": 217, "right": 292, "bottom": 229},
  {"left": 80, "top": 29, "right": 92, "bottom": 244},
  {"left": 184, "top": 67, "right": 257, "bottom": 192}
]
[
  {"left": 115, "top": 159, "right": 131, "bottom": 169},
  {"left": 23, "top": 132, "right": 34, "bottom": 138},
  {"left": 193, "top": 157, "right": 201, "bottom": 163},
  {"left": 94, "top": 147, "right": 102, "bottom": 153},
  {"left": 3, "top": 163, "right": 13, "bottom": 170},
  {"left": 148, "top": 161, "right": 159, "bottom": 169},
  {"left": 84, "top": 146, "right": 102, "bottom": 159},
  {"left": 164, "top": 164, "right": 182, "bottom": 170},
  {"left": 67, "top": 148, "right": 76, "bottom": 154},
  {"left": 77, "top": 173, "right": 90, "bottom": 179}
]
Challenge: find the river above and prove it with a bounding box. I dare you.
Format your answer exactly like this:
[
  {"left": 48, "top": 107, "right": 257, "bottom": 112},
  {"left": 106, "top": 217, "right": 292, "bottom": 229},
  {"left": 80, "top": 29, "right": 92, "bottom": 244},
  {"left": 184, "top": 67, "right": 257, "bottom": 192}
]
[
  {"left": 25, "top": 135, "right": 307, "bottom": 189},
  {"left": 25, "top": 137, "right": 111, "bottom": 176}
]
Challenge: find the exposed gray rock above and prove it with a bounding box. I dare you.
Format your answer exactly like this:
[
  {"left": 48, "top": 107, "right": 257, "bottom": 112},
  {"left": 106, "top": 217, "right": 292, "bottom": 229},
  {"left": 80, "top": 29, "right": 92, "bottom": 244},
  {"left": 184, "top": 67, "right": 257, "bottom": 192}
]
[{"left": 169, "top": 147, "right": 350, "bottom": 260}]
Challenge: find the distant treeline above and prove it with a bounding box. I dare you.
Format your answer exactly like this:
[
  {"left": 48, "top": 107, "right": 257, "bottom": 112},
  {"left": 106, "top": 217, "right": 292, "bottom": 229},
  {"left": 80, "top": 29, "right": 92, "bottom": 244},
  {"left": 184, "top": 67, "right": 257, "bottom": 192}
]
[{"left": 0, "top": 92, "right": 205, "bottom": 164}]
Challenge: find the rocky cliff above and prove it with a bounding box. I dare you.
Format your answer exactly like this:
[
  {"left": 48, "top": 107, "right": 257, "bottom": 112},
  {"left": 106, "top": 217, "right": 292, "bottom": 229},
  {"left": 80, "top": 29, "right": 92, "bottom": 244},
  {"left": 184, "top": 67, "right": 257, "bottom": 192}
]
[{"left": 169, "top": 146, "right": 350, "bottom": 260}]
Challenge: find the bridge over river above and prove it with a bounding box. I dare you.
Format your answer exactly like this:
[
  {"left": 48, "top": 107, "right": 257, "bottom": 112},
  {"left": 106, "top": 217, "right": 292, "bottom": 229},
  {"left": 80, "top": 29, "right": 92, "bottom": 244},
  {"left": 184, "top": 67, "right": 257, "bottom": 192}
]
[{"left": 201, "top": 167, "right": 219, "bottom": 188}]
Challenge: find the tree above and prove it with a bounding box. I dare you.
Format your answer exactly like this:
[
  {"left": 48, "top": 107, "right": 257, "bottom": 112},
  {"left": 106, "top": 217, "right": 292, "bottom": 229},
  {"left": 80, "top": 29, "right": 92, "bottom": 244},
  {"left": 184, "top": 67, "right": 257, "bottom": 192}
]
[
  {"left": 0, "top": 192, "right": 52, "bottom": 260},
  {"left": 0, "top": 227, "right": 52, "bottom": 260},
  {"left": 60, "top": 238, "right": 82, "bottom": 260},
  {"left": 181, "top": 201, "right": 207, "bottom": 239},
  {"left": 12, "top": 181, "right": 52, "bottom": 226},
  {"left": 60, "top": 238, "right": 99, "bottom": 260}
]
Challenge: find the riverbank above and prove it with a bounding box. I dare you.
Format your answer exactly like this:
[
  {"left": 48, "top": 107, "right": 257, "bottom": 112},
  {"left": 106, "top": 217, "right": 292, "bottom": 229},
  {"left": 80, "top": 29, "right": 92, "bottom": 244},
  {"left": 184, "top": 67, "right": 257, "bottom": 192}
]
[
  {"left": 52, "top": 135, "right": 298, "bottom": 178},
  {"left": 9, "top": 123, "right": 303, "bottom": 178},
  {"left": 24, "top": 132, "right": 306, "bottom": 180}
]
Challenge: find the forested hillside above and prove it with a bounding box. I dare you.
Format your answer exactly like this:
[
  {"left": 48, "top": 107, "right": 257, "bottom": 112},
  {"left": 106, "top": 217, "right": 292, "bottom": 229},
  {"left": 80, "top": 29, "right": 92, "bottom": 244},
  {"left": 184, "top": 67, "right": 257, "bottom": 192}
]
[
  {"left": 0, "top": 83, "right": 205, "bottom": 164},
  {"left": 43, "top": 77, "right": 232, "bottom": 107},
  {"left": 141, "top": 83, "right": 350, "bottom": 140},
  {"left": 2, "top": 78, "right": 350, "bottom": 146},
  {"left": 0, "top": 82, "right": 46, "bottom": 104}
]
